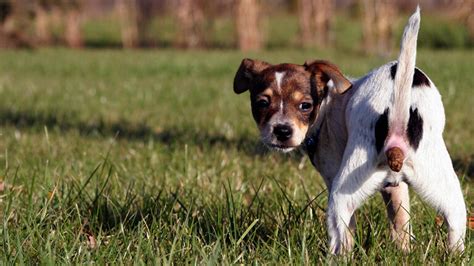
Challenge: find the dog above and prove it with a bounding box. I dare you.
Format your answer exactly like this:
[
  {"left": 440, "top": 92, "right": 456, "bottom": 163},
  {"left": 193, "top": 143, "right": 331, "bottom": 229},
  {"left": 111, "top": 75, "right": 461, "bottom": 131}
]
[{"left": 233, "top": 8, "right": 466, "bottom": 255}]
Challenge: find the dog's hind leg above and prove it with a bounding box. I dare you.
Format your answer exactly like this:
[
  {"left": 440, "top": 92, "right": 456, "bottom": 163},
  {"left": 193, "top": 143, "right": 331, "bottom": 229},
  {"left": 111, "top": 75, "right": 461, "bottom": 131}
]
[
  {"left": 381, "top": 181, "right": 411, "bottom": 251},
  {"left": 409, "top": 142, "right": 466, "bottom": 252},
  {"left": 327, "top": 137, "right": 386, "bottom": 255}
]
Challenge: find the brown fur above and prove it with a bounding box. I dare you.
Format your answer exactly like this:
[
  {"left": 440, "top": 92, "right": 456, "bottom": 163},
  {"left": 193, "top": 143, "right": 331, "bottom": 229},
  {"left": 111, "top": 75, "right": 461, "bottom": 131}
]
[
  {"left": 381, "top": 182, "right": 411, "bottom": 251},
  {"left": 386, "top": 147, "right": 404, "bottom": 172}
]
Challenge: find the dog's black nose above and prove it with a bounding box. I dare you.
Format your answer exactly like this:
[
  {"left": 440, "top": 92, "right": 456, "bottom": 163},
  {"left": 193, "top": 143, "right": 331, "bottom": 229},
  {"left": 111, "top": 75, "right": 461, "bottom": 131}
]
[{"left": 273, "top": 124, "right": 293, "bottom": 141}]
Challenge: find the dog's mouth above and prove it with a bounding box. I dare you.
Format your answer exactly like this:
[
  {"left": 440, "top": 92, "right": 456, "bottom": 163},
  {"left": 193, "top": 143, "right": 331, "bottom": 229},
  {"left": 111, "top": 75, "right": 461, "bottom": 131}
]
[
  {"left": 265, "top": 142, "right": 297, "bottom": 153},
  {"left": 259, "top": 123, "right": 306, "bottom": 153}
]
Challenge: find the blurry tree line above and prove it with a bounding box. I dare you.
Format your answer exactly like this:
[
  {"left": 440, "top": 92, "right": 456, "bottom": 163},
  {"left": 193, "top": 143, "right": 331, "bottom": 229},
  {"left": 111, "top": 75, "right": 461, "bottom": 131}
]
[{"left": 0, "top": 0, "right": 472, "bottom": 53}]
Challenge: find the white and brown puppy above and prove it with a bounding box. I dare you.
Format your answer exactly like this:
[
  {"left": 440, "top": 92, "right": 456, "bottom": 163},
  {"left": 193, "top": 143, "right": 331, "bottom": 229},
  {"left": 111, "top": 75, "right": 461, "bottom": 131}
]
[
  {"left": 234, "top": 59, "right": 350, "bottom": 152},
  {"left": 233, "top": 8, "right": 466, "bottom": 255}
]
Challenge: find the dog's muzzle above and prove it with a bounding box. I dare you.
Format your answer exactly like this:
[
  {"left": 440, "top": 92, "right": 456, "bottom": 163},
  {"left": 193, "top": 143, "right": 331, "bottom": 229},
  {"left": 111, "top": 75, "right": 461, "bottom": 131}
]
[{"left": 273, "top": 124, "right": 293, "bottom": 142}]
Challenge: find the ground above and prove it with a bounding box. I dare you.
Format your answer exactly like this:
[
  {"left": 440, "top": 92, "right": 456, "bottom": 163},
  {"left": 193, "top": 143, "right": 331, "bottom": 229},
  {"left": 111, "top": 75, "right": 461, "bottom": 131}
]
[{"left": 0, "top": 48, "right": 472, "bottom": 263}]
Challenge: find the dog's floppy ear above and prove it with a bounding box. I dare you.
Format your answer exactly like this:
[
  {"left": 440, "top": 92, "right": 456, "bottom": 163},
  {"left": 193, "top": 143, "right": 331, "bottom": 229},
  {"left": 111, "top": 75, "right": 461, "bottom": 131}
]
[
  {"left": 304, "top": 60, "right": 352, "bottom": 94},
  {"left": 233, "top": 58, "right": 271, "bottom": 94}
]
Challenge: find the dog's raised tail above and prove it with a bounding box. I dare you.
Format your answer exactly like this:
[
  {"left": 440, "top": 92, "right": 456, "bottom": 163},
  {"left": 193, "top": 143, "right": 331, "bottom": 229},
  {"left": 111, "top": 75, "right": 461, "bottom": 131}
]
[{"left": 385, "top": 7, "right": 420, "bottom": 172}]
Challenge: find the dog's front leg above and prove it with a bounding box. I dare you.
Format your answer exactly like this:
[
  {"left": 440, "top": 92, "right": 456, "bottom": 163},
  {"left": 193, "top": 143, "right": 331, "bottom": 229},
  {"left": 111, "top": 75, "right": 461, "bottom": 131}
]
[
  {"left": 327, "top": 139, "right": 383, "bottom": 255},
  {"left": 327, "top": 193, "right": 358, "bottom": 255}
]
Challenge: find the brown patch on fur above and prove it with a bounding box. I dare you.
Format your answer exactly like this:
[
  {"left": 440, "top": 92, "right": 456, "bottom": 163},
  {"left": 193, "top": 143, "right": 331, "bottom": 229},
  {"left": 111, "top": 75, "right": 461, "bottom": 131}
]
[
  {"left": 294, "top": 119, "right": 309, "bottom": 133},
  {"left": 304, "top": 60, "right": 352, "bottom": 94},
  {"left": 386, "top": 147, "right": 404, "bottom": 172},
  {"left": 262, "top": 88, "right": 273, "bottom": 97},
  {"left": 292, "top": 91, "right": 304, "bottom": 102},
  {"left": 233, "top": 58, "right": 271, "bottom": 94},
  {"left": 314, "top": 71, "right": 330, "bottom": 91}
]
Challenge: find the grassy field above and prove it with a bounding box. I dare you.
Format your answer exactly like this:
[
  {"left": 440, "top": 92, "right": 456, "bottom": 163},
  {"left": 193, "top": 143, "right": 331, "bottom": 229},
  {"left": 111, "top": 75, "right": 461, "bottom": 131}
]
[{"left": 0, "top": 47, "right": 472, "bottom": 264}]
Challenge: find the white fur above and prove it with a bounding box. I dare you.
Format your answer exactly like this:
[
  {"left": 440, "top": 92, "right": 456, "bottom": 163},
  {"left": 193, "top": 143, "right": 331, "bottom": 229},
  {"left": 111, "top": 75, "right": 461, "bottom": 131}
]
[
  {"left": 275, "top": 72, "right": 285, "bottom": 93},
  {"left": 389, "top": 7, "right": 419, "bottom": 141},
  {"left": 276, "top": 72, "right": 285, "bottom": 112},
  {"left": 307, "top": 8, "right": 466, "bottom": 254}
]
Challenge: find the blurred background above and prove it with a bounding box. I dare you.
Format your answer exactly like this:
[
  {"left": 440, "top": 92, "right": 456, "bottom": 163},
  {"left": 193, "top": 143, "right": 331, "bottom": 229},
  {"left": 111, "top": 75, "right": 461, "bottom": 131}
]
[{"left": 0, "top": 0, "right": 472, "bottom": 54}]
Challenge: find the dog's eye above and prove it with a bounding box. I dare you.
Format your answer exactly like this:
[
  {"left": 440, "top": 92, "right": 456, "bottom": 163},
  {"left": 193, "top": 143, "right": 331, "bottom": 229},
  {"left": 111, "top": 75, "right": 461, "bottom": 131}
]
[
  {"left": 256, "top": 99, "right": 270, "bottom": 108},
  {"left": 299, "top": 102, "right": 313, "bottom": 111}
]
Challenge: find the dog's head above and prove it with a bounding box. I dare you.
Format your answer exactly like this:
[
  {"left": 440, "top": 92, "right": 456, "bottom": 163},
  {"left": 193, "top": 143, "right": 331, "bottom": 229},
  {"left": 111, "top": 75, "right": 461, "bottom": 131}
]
[{"left": 234, "top": 58, "right": 351, "bottom": 152}]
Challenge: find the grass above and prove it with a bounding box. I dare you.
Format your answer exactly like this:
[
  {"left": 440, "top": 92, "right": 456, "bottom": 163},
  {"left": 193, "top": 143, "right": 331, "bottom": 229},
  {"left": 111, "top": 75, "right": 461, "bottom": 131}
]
[{"left": 0, "top": 47, "right": 472, "bottom": 264}]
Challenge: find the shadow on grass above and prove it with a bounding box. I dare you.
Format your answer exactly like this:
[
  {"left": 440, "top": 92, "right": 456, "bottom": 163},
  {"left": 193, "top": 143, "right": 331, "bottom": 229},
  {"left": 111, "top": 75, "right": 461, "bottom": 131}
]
[
  {"left": 2, "top": 108, "right": 473, "bottom": 173},
  {"left": 0, "top": 108, "right": 307, "bottom": 160}
]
